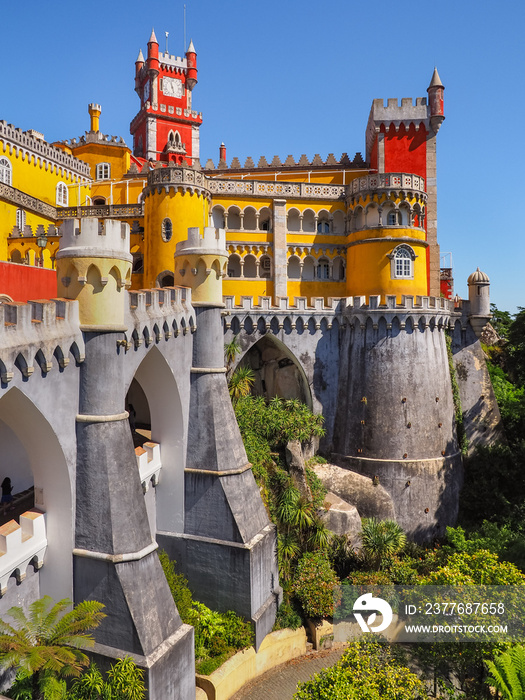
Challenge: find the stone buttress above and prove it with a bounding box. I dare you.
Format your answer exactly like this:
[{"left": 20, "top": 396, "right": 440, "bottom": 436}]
[
  {"left": 158, "top": 226, "right": 281, "bottom": 649},
  {"left": 56, "top": 218, "right": 195, "bottom": 700}
]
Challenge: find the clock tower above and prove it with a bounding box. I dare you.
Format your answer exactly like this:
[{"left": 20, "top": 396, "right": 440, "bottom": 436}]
[{"left": 130, "top": 30, "right": 202, "bottom": 165}]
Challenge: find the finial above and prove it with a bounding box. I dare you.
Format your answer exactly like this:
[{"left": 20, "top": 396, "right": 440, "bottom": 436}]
[
  {"left": 428, "top": 67, "right": 444, "bottom": 90},
  {"left": 148, "top": 28, "right": 158, "bottom": 44},
  {"left": 136, "top": 49, "right": 145, "bottom": 63},
  {"left": 187, "top": 38, "right": 196, "bottom": 53}
]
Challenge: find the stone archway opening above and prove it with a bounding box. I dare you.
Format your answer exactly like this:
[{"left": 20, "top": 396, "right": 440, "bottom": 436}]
[
  {"left": 126, "top": 346, "right": 185, "bottom": 535},
  {"left": 0, "top": 388, "right": 72, "bottom": 603},
  {"left": 241, "top": 335, "right": 312, "bottom": 409}
]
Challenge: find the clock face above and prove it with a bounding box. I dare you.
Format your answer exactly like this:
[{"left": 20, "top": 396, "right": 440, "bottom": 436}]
[
  {"left": 143, "top": 80, "right": 150, "bottom": 102},
  {"left": 162, "top": 77, "right": 182, "bottom": 98}
]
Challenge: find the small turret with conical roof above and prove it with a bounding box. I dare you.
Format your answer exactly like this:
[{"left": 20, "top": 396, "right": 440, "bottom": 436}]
[
  {"left": 186, "top": 39, "right": 198, "bottom": 90},
  {"left": 467, "top": 267, "right": 491, "bottom": 337},
  {"left": 427, "top": 67, "right": 445, "bottom": 134}
]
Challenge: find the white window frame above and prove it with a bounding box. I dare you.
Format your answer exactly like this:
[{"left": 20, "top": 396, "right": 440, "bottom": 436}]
[
  {"left": 0, "top": 157, "right": 12, "bottom": 185},
  {"left": 389, "top": 244, "right": 416, "bottom": 280},
  {"left": 96, "top": 162, "right": 111, "bottom": 180},
  {"left": 56, "top": 182, "right": 68, "bottom": 206},
  {"left": 16, "top": 209, "right": 26, "bottom": 231}
]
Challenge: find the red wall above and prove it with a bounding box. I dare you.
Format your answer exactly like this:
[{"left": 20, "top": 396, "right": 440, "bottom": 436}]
[
  {"left": 0, "top": 263, "right": 57, "bottom": 302},
  {"left": 383, "top": 123, "right": 427, "bottom": 179}
]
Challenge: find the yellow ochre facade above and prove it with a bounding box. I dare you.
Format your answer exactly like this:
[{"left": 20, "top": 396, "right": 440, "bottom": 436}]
[{"left": 1, "top": 34, "right": 447, "bottom": 305}]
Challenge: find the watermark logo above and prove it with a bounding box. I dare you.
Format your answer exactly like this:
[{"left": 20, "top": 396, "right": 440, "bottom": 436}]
[{"left": 353, "top": 592, "right": 393, "bottom": 633}]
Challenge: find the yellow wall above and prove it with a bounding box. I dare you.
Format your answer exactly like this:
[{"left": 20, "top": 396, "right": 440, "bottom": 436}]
[
  {"left": 346, "top": 237, "right": 428, "bottom": 299},
  {"left": 143, "top": 188, "right": 209, "bottom": 289}
]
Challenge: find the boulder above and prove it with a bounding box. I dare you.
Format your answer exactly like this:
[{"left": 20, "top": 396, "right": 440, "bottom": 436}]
[
  {"left": 321, "top": 491, "right": 361, "bottom": 544},
  {"left": 313, "top": 463, "right": 395, "bottom": 521}
]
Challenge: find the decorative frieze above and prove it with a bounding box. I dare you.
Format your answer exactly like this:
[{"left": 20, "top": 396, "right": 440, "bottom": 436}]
[
  {"left": 349, "top": 173, "right": 425, "bottom": 196},
  {"left": 207, "top": 179, "right": 345, "bottom": 200}
]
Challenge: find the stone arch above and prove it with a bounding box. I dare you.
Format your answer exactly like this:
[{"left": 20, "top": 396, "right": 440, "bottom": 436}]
[
  {"left": 238, "top": 335, "right": 312, "bottom": 408},
  {"left": 0, "top": 388, "right": 72, "bottom": 601},
  {"left": 332, "top": 210, "right": 345, "bottom": 234},
  {"left": 226, "top": 206, "right": 241, "bottom": 230},
  {"left": 258, "top": 206, "right": 272, "bottom": 232},
  {"left": 302, "top": 255, "right": 315, "bottom": 281},
  {"left": 243, "top": 206, "right": 257, "bottom": 231},
  {"left": 126, "top": 346, "right": 185, "bottom": 534},
  {"left": 211, "top": 206, "right": 225, "bottom": 228},
  {"left": 302, "top": 209, "right": 315, "bottom": 233},
  {"left": 365, "top": 203, "right": 380, "bottom": 227},
  {"left": 243, "top": 254, "right": 257, "bottom": 278},
  {"left": 86, "top": 264, "right": 103, "bottom": 294},
  {"left": 287, "top": 208, "right": 301, "bottom": 232},
  {"left": 156, "top": 270, "right": 175, "bottom": 288},
  {"left": 287, "top": 255, "right": 301, "bottom": 279},
  {"left": 227, "top": 254, "right": 241, "bottom": 278}
]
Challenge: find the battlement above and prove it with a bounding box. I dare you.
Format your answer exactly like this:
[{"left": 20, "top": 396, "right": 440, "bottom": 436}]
[
  {"left": 57, "top": 218, "right": 131, "bottom": 260},
  {"left": 175, "top": 227, "right": 226, "bottom": 256},
  {"left": 370, "top": 96, "right": 429, "bottom": 122},
  {"left": 135, "top": 441, "right": 162, "bottom": 491},
  {"left": 204, "top": 151, "right": 366, "bottom": 171},
  {"left": 159, "top": 52, "right": 188, "bottom": 70},
  {"left": 60, "top": 132, "right": 128, "bottom": 148},
  {"left": 0, "top": 510, "right": 47, "bottom": 595},
  {"left": 144, "top": 165, "right": 209, "bottom": 198},
  {"left": 0, "top": 298, "right": 85, "bottom": 383},
  {"left": 126, "top": 286, "right": 196, "bottom": 346},
  {"left": 224, "top": 294, "right": 453, "bottom": 313},
  {"left": 0, "top": 121, "right": 91, "bottom": 178}
]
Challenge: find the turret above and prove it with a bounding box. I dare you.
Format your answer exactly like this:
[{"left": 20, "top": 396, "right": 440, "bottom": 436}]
[
  {"left": 467, "top": 267, "right": 491, "bottom": 337},
  {"left": 174, "top": 227, "right": 227, "bottom": 306},
  {"left": 186, "top": 39, "right": 198, "bottom": 90},
  {"left": 427, "top": 67, "right": 445, "bottom": 134},
  {"left": 88, "top": 103, "right": 101, "bottom": 133},
  {"left": 56, "top": 218, "right": 132, "bottom": 331},
  {"left": 134, "top": 49, "right": 144, "bottom": 95},
  {"left": 147, "top": 29, "right": 159, "bottom": 107}
]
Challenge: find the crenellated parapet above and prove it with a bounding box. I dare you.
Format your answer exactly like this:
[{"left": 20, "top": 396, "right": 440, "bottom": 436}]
[
  {"left": 0, "top": 121, "right": 91, "bottom": 180},
  {"left": 0, "top": 510, "right": 47, "bottom": 595},
  {"left": 223, "top": 294, "right": 453, "bottom": 334},
  {"left": 365, "top": 97, "right": 430, "bottom": 158},
  {"left": 0, "top": 298, "right": 85, "bottom": 383},
  {"left": 126, "top": 286, "right": 195, "bottom": 348},
  {"left": 204, "top": 151, "right": 365, "bottom": 171}
]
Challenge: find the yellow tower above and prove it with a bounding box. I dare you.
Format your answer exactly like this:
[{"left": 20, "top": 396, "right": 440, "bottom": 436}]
[
  {"left": 174, "top": 226, "right": 227, "bottom": 306},
  {"left": 56, "top": 218, "right": 132, "bottom": 330},
  {"left": 143, "top": 166, "right": 210, "bottom": 288},
  {"left": 345, "top": 173, "right": 428, "bottom": 299}
]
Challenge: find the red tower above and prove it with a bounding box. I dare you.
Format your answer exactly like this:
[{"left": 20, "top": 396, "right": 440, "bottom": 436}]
[
  {"left": 365, "top": 69, "right": 445, "bottom": 297},
  {"left": 130, "top": 30, "right": 202, "bottom": 165}
]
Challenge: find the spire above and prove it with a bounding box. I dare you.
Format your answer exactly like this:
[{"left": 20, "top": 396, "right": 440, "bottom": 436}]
[
  {"left": 148, "top": 28, "right": 158, "bottom": 44},
  {"left": 136, "top": 49, "right": 144, "bottom": 63},
  {"left": 428, "top": 67, "right": 444, "bottom": 89},
  {"left": 187, "top": 38, "right": 195, "bottom": 53}
]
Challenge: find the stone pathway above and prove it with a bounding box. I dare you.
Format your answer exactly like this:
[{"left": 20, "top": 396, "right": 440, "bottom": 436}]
[{"left": 229, "top": 646, "right": 346, "bottom": 700}]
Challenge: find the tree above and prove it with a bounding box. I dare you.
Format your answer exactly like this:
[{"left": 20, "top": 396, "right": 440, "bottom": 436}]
[
  {"left": 224, "top": 335, "right": 241, "bottom": 379},
  {"left": 508, "top": 308, "right": 525, "bottom": 386},
  {"left": 0, "top": 596, "right": 105, "bottom": 700},
  {"left": 360, "top": 518, "right": 407, "bottom": 570},
  {"left": 486, "top": 645, "right": 525, "bottom": 700},
  {"left": 228, "top": 366, "right": 255, "bottom": 406}
]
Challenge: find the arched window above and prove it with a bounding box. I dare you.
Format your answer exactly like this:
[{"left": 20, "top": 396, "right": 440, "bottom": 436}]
[
  {"left": 161, "top": 218, "right": 173, "bottom": 242},
  {"left": 390, "top": 245, "right": 416, "bottom": 279},
  {"left": 317, "top": 219, "right": 330, "bottom": 233},
  {"left": 56, "top": 182, "right": 68, "bottom": 206},
  {"left": 132, "top": 253, "right": 144, "bottom": 274},
  {"left": 317, "top": 257, "right": 330, "bottom": 280},
  {"left": 16, "top": 209, "right": 26, "bottom": 231},
  {"left": 227, "top": 255, "right": 241, "bottom": 277},
  {"left": 243, "top": 255, "right": 257, "bottom": 278},
  {"left": 0, "top": 157, "right": 12, "bottom": 185},
  {"left": 387, "top": 210, "right": 401, "bottom": 226},
  {"left": 287, "top": 256, "right": 301, "bottom": 279},
  {"left": 96, "top": 163, "right": 111, "bottom": 180},
  {"left": 92, "top": 197, "right": 106, "bottom": 205}
]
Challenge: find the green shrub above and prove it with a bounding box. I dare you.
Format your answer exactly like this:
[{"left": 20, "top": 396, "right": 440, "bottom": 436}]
[
  {"left": 293, "top": 552, "right": 340, "bottom": 618},
  {"left": 293, "top": 635, "right": 426, "bottom": 699},
  {"left": 158, "top": 550, "right": 193, "bottom": 622},
  {"left": 273, "top": 601, "right": 302, "bottom": 631}
]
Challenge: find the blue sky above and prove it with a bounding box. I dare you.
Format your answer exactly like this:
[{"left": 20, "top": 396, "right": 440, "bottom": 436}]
[{"left": 3, "top": 0, "right": 524, "bottom": 313}]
